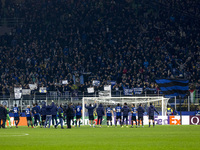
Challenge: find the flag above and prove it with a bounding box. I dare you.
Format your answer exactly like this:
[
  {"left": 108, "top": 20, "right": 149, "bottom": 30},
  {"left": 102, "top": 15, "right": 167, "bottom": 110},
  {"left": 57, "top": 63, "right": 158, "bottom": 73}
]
[
  {"left": 189, "top": 90, "right": 196, "bottom": 104},
  {"left": 155, "top": 79, "right": 189, "bottom": 98},
  {"left": 39, "top": 87, "right": 47, "bottom": 93},
  {"left": 87, "top": 87, "right": 94, "bottom": 93}
]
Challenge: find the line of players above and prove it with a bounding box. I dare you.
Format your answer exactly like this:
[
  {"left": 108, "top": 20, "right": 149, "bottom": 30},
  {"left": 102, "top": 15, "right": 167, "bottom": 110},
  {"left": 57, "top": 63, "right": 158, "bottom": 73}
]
[
  {"left": 2, "top": 101, "right": 159, "bottom": 129},
  {"left": 85, "top": 101, "right": 159, "bottom": 128},
  {"left": 12, "top": 101, "right": 82, "bottom": 129}
]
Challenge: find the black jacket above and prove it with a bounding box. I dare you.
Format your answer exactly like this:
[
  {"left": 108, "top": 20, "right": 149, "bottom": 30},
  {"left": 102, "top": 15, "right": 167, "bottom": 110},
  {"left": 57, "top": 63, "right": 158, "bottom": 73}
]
[
  {"left": 0, "top": 106, "right": 7, "bottom": 119},
  {"left": 65, "top": 105, "right": 74, "bottom": 117}
]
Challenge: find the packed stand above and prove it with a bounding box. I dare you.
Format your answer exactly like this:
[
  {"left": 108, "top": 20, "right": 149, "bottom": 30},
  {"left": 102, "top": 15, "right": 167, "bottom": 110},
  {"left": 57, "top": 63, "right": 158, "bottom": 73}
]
[{"left": 0, "top": 0, "right": 200, "bottom": 97}]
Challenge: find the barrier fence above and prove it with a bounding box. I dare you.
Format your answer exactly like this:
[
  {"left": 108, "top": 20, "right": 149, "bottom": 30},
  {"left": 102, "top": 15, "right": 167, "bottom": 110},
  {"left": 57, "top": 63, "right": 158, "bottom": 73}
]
[{"left": 0, "top": 90, "right": 199, "bottom": 111}]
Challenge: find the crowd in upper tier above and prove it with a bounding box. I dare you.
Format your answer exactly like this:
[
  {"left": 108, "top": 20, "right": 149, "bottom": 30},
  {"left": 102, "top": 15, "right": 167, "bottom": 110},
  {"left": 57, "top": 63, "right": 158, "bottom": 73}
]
[{"left": 0, "top": 0, "right": 200, "bottom": 96}]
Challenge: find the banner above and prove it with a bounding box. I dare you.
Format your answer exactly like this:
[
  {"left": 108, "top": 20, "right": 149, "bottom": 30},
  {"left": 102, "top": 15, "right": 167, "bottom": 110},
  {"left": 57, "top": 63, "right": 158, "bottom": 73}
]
[
  {"left": 62, "top": 80, "right": 68, "bottom": 85},
  {"left": 104, "top": 85, "right": 111, "bottom": 91},
  {"left": 124, "top": 89, "right": 133, "bottom": 96},
  {"left": 29, "top": 84, "right": 37, "bottom": 90},
  {"left": 14, "top": 87, "right": 22, "bottom": 99},
  {"left": 22, "top": 89, "right": 31, "bottom": 95},
  {"left": 133, "top": 88, "right": 143, "bottom": 94},
  {"left": 145, "top": 88, "right": 157, "bottom": 94},
  {"left": 92, "top": 80, "right": 100, "bottom": 86},
  {"left": 99, "top": 91, "right": 111, "bottom": 97},
  {"left": 14, "top": 93, "right": 22, "bottom": 99},
  {"left": 87, "top": 87, "right": 94, "bottom": 93},
  {"left": 189, "top": 90, "right": 196, "bottom": 104},
  {"left": 1, "top": 101, "right": 8, "bottom": 106},
  {"left": 39, "top": 87, "right": 47, "bottom": 93}
]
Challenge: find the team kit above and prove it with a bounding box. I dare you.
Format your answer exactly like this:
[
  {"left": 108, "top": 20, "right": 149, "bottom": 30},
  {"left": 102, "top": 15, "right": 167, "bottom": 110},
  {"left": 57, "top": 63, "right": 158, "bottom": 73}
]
[{"left": 4, "top": 101, "right": 159, "bottom": 129}]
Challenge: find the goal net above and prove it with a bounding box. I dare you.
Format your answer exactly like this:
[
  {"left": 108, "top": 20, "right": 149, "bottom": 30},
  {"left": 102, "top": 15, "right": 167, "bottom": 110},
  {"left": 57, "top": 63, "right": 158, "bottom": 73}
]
[{"left": 82, "top": 96, "right": 169, "bottom": 125}]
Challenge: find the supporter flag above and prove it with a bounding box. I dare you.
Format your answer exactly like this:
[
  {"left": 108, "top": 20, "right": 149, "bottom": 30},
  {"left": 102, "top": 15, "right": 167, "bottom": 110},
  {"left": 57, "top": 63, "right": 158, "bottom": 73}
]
[
  {"left": 189, "top": 89, "right": 196, "bottom": 104},
  {"left": 155, "top": 79, "right": 189, "bottom": 98},
  {"left": 87, "top": 87, "right": 94, "bottom": 93},
  {"left": 39, "top": 87, "right": 47, "bottom": 93}
]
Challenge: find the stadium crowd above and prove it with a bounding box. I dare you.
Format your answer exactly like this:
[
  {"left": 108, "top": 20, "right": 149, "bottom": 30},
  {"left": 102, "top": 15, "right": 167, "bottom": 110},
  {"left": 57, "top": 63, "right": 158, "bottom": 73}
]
[{"left": 0, "top": 0, "right": 200, "bottom": 96}]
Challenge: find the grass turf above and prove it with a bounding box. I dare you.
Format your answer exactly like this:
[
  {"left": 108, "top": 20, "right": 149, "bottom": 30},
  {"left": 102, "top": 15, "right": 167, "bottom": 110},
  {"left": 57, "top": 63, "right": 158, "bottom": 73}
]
[{"left": 0, "top": 125, "right": 200, "bottom": 150}]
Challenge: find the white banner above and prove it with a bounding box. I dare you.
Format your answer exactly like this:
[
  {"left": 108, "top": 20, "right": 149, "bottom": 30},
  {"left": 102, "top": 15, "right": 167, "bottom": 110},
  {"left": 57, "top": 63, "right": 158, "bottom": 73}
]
[
  {"left": 62, "top": 80, "right": 68, "bottom": 85},
  {"left": 39, "top": 87, "right": 47, "bottom": 93},
  {"left": 99, "top": 91, "right": 111, "bottom": 97},
  {"left": 29, "top": 84, "right": 37, "bottom": 90},
  {"left": 134, "top": 88, "right": 143, "bottom": 94},
  {"left": 14, "top": 87, "right": 22, "bottom": 99},
  {"left": 87, "top": 87, "right": 94, "bottom": 93},
  {"left": 14, "top": 87, "right": 22, "bottom": 93},
  {"left": 104, "top": 85, "right": 111, "bottom": 91},
  {"left": 15, "top": 93, "right": 22, "bottom": 99},
  {"left": 22, "top": 89, "right": 31, "bottom": 95}
]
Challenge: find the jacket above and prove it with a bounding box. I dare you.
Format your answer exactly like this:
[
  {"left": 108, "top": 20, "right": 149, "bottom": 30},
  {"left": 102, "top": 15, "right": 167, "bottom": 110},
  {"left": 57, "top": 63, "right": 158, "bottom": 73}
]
[
  {"left": 0, "top": 106, "right": 7, "bottom": 119},
  {"left": 122, "top": 105, "right": 130, "bottom": 116},
  {"left": 137, "top": 106, "right": 145, "bottom": 117},
  {"left": 96, "top": 104, "right": 104, "bottom": 116},
  {"left": 148, "top": 105, "right": 159, "bottom": 116},
  {"left": 51, "top": 102, "right": 58, "bottom": 115}
]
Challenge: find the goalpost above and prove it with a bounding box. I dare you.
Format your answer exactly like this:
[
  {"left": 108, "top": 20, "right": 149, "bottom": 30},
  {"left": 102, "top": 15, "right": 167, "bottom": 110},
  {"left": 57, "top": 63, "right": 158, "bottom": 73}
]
[{"left": 82, "top": 96, "right": 169, "bottom": 125}]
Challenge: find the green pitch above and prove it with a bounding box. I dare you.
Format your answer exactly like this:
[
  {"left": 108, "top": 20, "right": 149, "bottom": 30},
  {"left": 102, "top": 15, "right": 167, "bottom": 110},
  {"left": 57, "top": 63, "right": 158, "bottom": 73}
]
[{"left": 0, "top": 125, "right": 200, "bottom": 150}]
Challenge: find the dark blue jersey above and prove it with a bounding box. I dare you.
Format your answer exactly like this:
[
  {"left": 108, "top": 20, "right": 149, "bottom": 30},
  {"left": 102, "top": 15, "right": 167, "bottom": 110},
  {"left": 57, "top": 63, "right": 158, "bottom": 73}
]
[
  {"left": 132, "top": 107, "right": 137, "bottom": 116},
  {"left": 115, "top": 106, "right": 122, "bottom": 116},
  {"left": 13, "top": 107, "right": 19, "bottom": 117},
  {"left": 106, "top": 107, "right": 112, "bottom": 116},
  {"left": 26, "top": 108, "right": 31, "bottom": 117},
  {"left": 75, "top": 105, "right": 82, "bottom": 116}
]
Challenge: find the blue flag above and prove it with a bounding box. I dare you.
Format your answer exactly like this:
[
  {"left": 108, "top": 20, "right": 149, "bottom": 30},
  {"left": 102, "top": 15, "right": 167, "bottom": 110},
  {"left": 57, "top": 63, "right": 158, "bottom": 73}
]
[{"left": 155, "top": 79, "right": 189, "bottom": 98}]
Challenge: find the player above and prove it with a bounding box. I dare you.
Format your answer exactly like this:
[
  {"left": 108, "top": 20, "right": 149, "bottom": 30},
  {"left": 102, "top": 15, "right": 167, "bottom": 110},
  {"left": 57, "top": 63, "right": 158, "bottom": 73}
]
[
  {"left": 32, "top": 103, "right": 40, "bottom": 127},
  {"left": 13, "top": 104, "right": 20, "bottom": 128},
  {"left": 55, "top": 104, "right": 64, "bottom": 129},
  {"left": 131, "top": 104, "right": 137, "bottom": 128},
  {"left": 75, "top": 103, "right": 82, "bottom": 127},
  {"left": 96, "top": 103, "right": 104, "bottom": 128},
  {"left": 121, "top": 103, "right": 130, "bottom": 128},
  {"left": 51, "top": 102, "right": 58, "bottom": 128},
  {"left": 106, "top": 105, "right": 113, "bottom": 127},
  {"left": 5, "top": 105, "right": 11, "bottom": 128},
  {"left": 148, "top": 103, "right": 159, "bottom": 127},
  {"left": 26, "top": 105, "right": 33, "bottom": 128},
  {"left": 85, "top": 101, "right": 97, "bottom": 127},
  {"left": 115, "top": 103, "right": 122, "bottom": 127},
  {"left": 40, "top": 103, "right": 46, "bottom": 128},
  {"left": 137, "top": 104, "right": 145, "bottom": 127},
  {"left": 36, "top": 103, "right": 41, "bottom": 127}
]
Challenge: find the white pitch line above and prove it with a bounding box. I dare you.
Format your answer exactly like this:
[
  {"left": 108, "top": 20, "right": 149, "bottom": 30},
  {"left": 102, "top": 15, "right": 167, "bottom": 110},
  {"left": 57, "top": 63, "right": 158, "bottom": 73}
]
[{"left": 0, "top": 133, "right": 29, "bottom": 137}]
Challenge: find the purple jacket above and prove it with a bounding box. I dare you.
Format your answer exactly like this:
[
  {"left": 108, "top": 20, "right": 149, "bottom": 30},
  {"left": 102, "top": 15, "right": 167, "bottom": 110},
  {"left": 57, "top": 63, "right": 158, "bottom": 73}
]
[
  {"left": 137, "top": 106, "right": 145, "bottom": 117},
  {"left": 148, "top": 105, "right": 159, "bottom": 116},
  {"left": 122, "top": 105, "right": 130, "bottom": 116}
]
